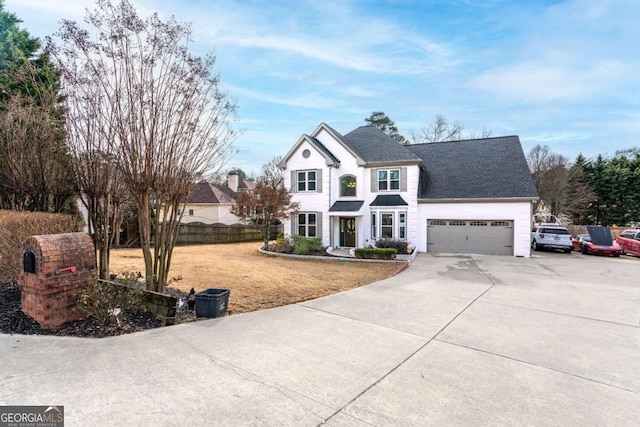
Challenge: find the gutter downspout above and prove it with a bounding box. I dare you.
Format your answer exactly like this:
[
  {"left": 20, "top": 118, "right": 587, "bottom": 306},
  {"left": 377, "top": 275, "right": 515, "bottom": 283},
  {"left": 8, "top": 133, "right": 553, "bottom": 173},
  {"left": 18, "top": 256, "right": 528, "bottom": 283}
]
[{"left": 328, "top": 166, "right": 332, "bottom": 248}]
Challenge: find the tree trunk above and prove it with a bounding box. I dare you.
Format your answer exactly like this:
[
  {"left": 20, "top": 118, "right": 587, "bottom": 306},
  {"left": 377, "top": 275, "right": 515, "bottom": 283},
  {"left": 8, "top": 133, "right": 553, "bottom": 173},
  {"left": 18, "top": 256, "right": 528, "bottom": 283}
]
[{"left": 137, "top": 192, "right": 155, "bottom": 292}]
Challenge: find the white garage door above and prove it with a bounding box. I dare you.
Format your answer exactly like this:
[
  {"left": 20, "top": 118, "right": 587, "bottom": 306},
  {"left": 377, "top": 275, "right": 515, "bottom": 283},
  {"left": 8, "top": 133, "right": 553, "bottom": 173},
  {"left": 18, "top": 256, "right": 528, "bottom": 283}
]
[{"left": 427, "top": 219, "right": 514, "bottom": 255}]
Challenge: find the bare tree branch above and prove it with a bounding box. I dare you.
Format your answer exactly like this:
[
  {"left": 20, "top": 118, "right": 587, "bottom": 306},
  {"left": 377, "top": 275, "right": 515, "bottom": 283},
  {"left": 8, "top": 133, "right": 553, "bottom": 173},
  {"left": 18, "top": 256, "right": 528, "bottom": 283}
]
[
  {"left": 232, "top": 182, "right": 298, "bottom": 249},
  {"left": 259, "top": 155, "right": 284, "bottom": 189},
  {"left": 48, "top": 0, "right": 237, "bottom": 291}
]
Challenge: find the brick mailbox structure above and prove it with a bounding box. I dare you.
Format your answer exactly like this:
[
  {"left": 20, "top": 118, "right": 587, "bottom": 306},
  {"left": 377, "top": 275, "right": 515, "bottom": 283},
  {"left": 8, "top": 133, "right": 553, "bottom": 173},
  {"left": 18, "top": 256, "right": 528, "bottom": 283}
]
[{"left": 19, "top": 232, "right": 96, "bottom": 328}]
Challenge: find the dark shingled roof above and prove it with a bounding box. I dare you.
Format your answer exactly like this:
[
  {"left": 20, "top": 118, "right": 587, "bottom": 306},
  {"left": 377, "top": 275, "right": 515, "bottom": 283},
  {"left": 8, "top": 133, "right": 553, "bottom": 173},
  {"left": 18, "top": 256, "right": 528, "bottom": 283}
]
[
  {"left": 369, "top": 195, "right": 408, "bottom": 206},
  {"left": 309, "top": 136, "right": 340, "bottom": 165},
  {"left": 405, "top": 136, "right": 538, "bottom": 199},
  {"left": 342, "top": 126, "right": 421, "bottom": 163},
  {"left": 187, "top": 182, "right": 236, "bottom": 203},
  {"left": 329, "top": 201, "right": 365, "bottom": 212},
  {"left": 188, "top": 183, "right": 221, "bottom": 203}
]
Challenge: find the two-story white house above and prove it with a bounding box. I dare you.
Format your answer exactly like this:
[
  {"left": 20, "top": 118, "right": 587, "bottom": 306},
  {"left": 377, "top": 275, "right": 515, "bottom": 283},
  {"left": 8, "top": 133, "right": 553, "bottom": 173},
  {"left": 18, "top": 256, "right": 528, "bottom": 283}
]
[{"left": 279, "top": 123, "right": 538, "bottom": 257}]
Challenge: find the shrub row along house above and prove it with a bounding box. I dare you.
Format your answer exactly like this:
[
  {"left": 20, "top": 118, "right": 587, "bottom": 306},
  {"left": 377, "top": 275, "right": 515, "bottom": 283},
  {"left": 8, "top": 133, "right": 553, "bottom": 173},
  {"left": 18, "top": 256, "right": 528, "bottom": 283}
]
[{"left": 278, "top": 123, "right": 538, "bottom": 257}]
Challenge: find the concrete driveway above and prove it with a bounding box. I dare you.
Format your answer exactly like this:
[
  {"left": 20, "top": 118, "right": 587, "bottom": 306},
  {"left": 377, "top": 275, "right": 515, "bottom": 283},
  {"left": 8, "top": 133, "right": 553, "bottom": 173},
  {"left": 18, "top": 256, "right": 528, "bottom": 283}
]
[{"left": 1, "top": 252, "right": 639, "bottom": 426}]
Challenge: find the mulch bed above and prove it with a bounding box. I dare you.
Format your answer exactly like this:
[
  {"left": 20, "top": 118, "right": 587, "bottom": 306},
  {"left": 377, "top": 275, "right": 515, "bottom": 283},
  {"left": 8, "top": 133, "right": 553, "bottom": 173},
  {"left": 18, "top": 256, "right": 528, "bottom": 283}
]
[{"left": 0, "top": 282, "right": 198, "bottom": 338}]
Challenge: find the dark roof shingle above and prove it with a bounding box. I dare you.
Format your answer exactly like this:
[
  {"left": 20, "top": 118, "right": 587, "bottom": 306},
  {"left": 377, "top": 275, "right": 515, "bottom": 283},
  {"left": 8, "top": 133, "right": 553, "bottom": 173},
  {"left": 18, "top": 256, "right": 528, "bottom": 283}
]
[
  {"left": 342, "top": 126, "right": 420, "bottom": 163},
  {"left": 329, "top": 201, "right": 365, "bottom": 212},
  {"left": 187, "top": 182, "right": 236, "bottom": 204},
  {"left": 405, "top": 136, "right": 538, "bottom": 199},
  {"left": 309, "top": 136, "right": 340, "bottom": 164},
  {"left": 369, "top": 195, "right": 408, "bottom": 206}
]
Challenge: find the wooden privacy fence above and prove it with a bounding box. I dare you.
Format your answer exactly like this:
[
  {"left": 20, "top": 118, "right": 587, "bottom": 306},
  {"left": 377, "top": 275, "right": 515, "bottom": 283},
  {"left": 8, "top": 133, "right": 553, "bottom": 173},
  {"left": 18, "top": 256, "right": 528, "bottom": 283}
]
[
  {"left": 566, "top": 225, "right": 629, "bottom": 239},
  {"left": 174, "top": 222, "right": 281, "bottom": 245}
]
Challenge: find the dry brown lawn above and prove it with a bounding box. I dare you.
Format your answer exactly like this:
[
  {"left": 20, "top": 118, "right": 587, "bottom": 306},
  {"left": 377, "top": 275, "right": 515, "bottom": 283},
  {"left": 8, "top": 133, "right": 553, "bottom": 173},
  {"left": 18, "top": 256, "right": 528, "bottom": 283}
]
[{"left": 109, "top": 242, "right": 405, "bottom": 314}]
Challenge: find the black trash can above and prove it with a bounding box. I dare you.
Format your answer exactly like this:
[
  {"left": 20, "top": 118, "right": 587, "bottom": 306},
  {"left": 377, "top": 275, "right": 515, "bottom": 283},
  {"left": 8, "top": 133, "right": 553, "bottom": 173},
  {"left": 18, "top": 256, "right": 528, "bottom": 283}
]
[{"left": 195, "top": 288, "right": 230, "bottom": 318}]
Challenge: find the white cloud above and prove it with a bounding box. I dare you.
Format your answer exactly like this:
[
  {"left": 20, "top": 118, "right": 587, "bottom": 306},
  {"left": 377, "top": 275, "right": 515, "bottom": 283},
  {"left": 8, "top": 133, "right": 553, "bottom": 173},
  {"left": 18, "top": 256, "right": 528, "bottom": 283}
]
[
  {"left": 471, "top": 58, "right": 628, "bottom": 101},
  {"left": 5, "top": 0, "right": 89, "bottom": 16},
  {"left": 225, "top": 83, "right": 335, "bottom": 110}
]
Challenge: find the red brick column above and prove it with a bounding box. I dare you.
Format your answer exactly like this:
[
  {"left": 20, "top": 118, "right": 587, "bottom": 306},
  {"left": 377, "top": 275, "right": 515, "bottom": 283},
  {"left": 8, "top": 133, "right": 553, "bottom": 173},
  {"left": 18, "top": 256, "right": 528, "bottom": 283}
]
[{"left": 18, "top": 233, "right": 96, "bottom": 329}]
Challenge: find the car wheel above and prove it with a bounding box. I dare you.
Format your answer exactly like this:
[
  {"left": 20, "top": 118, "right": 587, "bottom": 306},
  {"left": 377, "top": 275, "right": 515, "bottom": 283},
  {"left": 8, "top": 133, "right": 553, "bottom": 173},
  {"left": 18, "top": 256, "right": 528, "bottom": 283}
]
[
  {"left": 564, "top": 248, "right": 571, "bottom": 253},
  {"left": 581, "top": 245, "right": 588, "bottom": 255},
  {"left": 532, "top": 240, "right": 541, "bottom": 251},
  {"left": 613, "top": 252, "right": 620, "bottom": 257}
]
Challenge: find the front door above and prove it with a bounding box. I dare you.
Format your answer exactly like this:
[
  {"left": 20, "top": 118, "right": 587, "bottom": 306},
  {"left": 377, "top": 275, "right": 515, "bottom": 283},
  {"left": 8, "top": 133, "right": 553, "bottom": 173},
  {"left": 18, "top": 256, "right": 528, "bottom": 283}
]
[{"left": 339, "top": 217, "right": 356, "bottom": 247}]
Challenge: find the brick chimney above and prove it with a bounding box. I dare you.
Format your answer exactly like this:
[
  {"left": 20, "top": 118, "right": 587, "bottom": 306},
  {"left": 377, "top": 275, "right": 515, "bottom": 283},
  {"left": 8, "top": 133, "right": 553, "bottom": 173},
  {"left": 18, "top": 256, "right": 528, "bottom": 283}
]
[{"left": 228, "top": 172, "right": 239, "bottom": 192}]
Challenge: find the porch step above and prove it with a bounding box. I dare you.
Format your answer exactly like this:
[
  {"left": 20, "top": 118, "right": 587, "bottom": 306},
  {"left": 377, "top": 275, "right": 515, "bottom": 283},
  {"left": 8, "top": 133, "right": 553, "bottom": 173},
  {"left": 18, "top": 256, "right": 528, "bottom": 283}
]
[{"left": 326, "top": 247, "right": 355, "bottom": 258}]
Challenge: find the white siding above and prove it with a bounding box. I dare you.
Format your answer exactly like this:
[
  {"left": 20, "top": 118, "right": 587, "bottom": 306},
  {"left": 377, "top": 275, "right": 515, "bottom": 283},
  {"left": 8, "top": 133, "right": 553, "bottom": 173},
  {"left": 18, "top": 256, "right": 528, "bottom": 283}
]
[
  {"left": 181, "top": 204, "right": 239, "bottom": 225},
  {"left": 283, "top": 138, "right": 331, "bottom": 244},
  {"left": 284, "top": 127, "right": 424, "bottom": 249},
  {"left": 418, "top": 201, "right": 532, "bottom": 257},
  {"left": 361, "top": 166, "right": 420, "bottom": 248},
  {"left": 284, "top": 124, "right": 532, "bottom": 257}
]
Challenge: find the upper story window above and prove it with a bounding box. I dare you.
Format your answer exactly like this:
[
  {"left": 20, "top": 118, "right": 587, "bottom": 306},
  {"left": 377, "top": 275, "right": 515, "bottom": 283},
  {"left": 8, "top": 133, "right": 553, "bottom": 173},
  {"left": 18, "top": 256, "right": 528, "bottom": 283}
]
[
  {"left": 378, "top": 169, "right": 400, "bottom": 191},
  {"left": 339, "top": 175, "right": 357, "bottom": 197},
  {"left": 297, "top": 170, "right": 316, "bottom": 192},
  {"left": 292, "top": 169, "right": 322, "bottom": 193}
]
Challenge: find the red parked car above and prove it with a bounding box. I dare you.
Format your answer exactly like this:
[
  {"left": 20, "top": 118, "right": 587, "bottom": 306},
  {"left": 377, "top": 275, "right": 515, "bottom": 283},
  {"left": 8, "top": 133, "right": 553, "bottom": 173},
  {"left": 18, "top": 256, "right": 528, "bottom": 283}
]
[
  {"left": 572, "top": 234, "right": 589, "bottom": 251},
  {"left": 616, "top": 229, "right": 640, "bottom": 256},
  {"left": 580, "top": 235, "right": 622, "bottom": 257}
]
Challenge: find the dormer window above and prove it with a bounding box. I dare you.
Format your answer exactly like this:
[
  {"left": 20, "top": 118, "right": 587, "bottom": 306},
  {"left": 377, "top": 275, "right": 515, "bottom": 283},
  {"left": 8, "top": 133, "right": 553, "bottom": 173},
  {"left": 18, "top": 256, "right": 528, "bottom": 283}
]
[{"left": 339, "top": 175, "right": 356, "bottom": 197}]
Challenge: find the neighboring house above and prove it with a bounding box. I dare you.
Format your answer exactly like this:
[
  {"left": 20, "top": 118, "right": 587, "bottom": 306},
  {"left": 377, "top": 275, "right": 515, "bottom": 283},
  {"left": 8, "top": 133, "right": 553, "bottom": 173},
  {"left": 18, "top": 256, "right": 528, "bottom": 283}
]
[
  {"left": 182, "top": 173, "right": 256, "bottom": 225},
  {"left": 278, "top": 123, "right": 538, "bottom": 257}
]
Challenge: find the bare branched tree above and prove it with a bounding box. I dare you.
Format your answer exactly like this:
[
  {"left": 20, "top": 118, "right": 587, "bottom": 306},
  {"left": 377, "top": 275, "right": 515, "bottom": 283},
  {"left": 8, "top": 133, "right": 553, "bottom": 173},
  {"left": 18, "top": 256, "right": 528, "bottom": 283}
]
[
  {"left": 527, "top": 144, "right": 570, "bottom": 215},
  {"left": 46, "top": 51, "right": 131, "bottom": 279},
  {"left": 259, "top": 155, "right": 284, "bottom": 189},
  {"left": 465, "top": 126, "right": 493, "bottom": 140},
  {"left": 564, "top": 163, "right": 598, "bottom": 224},
  {"left": 232, "top": 183, "right": 298, "bottom": 249},
  {"left": 411, "top": 114, "right": 463, "bottom": 143},
  {"left": 410, "top": 114, "right": 491, "bottom": 143},
  {"left": 49, "top": 0, "right": 237, "bottom": 292},
  {"left": 0, "top": 61, "right": 75, "bottom": 212}
]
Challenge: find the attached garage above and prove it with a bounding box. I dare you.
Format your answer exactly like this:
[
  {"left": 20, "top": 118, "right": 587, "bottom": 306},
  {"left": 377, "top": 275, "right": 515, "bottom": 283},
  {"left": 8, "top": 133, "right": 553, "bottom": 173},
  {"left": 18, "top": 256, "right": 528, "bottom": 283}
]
[{"left": 427, "top": 219, "right": 514, "bottom": 255}]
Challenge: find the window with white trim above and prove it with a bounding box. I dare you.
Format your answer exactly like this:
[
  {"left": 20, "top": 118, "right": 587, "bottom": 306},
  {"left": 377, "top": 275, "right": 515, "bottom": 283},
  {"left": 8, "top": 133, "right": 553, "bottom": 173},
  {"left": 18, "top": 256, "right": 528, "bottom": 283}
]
[
  {"left": 378, "top": 169, "right": 400, "bottom": 191},
  {"left": 371, "top": 211, "right": 408, "bottom": 241},
  {"left": 297, "top": 213, "right": 317, "bottom": 237},
  {"left": 340, "top": 175, "right": 357, "bottom": 197},
  {"left": 381, "top": 213, "right": 394, "bottom": 239},
  {"left": 297, "top": 170, "right": 316, "bottom": 192},
  {"left": 188, "top": 209, "right": 194, "bottom": 216},
  {"left": 371, "top": 213, "right": 376, "bottom": 239}
]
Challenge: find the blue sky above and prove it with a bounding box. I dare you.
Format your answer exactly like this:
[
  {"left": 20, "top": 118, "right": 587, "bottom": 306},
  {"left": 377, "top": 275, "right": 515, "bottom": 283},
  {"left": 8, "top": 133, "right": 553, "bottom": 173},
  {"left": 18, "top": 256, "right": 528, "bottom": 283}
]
[{"left": 5, "top": 0, "right": 639, "bottom": 174}]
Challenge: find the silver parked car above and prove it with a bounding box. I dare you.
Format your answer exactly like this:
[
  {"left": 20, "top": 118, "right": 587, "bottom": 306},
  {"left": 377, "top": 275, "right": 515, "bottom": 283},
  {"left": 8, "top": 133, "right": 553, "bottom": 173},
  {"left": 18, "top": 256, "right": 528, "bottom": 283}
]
[{"left": 531, "top": 226, "right": 573, "bottom": 253}]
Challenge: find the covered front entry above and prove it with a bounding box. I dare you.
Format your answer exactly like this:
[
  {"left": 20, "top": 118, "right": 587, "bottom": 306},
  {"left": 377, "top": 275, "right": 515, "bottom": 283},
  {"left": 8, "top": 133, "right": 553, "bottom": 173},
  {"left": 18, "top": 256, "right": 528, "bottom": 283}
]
[
  {"left": 339, "top": 217, "right": 356, "bottom": 247},
  {"left": 427, "top": 219, "right": 514, "bottom": 255}
]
